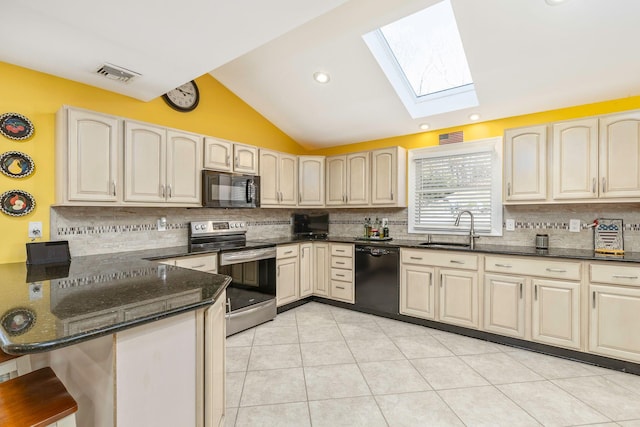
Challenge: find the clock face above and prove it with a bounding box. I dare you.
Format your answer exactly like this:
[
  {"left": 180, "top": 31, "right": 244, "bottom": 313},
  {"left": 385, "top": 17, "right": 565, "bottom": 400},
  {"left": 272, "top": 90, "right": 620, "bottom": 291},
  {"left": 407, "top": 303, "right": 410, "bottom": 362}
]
[{"left": 162, "top": 80, "right": 200, "bottom": 112}]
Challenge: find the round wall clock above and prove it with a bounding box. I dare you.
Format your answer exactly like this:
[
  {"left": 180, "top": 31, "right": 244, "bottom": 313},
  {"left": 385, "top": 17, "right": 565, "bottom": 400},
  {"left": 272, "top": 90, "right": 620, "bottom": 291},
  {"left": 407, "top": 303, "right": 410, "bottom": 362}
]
[{"left": 162, "top": 80, "right": 200, "bottom": 112}]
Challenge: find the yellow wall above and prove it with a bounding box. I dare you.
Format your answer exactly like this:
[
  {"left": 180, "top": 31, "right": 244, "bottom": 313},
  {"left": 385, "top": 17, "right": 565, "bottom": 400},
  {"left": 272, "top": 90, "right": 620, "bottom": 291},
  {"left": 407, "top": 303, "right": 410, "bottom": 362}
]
[
  {"left": 311, "top": 96, "right": 640, "bottom": 155},
  {"left": 0, "top": 61, "right": 303, "bottom": 263}
]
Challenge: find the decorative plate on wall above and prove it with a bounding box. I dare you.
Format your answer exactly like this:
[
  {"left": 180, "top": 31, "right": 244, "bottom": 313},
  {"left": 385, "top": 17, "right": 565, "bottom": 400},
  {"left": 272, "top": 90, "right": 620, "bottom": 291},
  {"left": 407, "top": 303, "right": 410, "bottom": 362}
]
[
  {"left": 0, "top": 189, "right": 35, "bottom": 216},
  {"left": 0, "top": 113, "right": 34, "bottom": 141},
  {"left": 1, "top": 308, "right": 36, "bottom": 336},
  {"left": 0, "top": 151, "right": 35, "bottom": 178}
]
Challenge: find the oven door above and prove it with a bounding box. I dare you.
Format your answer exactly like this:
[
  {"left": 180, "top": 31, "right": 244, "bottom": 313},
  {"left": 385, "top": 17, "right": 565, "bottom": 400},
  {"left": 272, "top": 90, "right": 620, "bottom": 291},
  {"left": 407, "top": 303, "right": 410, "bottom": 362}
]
[
  {"left": 202, "top": 171, "right": 260, "bottom": 208},
  {"left": 218, "top": 247, "right": 276, "bottom": 309}
]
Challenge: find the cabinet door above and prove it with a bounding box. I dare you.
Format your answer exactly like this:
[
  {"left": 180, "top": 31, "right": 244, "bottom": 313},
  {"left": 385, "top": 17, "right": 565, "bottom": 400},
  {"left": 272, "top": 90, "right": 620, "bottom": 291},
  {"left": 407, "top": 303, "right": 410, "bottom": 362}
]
[
  {"left": 313, "top": 243, "right": 329, "bottom": 296},
  {"left": 400, "top": 263, "right": 435, "bottom": 320},
  {"left": 166, "top": 130, "right": 201, "bottom": 204},
  {"left": 326, "top": 156, "right": 346, "bottom": 206},
  {"left": 599, "top": 112, "right": 640, "bottom": 198},
  {"left": 504, "top": 125, "right": 547, "bottom": 201},
  {"left": 438, "top": 269, "right": 479, "bottom": 329},
  {"left": 532, "top": 279, "right": 580, "bottom": 350},
  {"left": 552, "top": 119, "right": 599, "bottom": 200},
  {"left": 371, "top": 148, "right": 397, "bottom": 205},
  {"left": 124, "top": 122, "right": 166, "bottom": 202},
  {"left": 67, "top": 109, "right": 120, "bottom": 202},
  {"left": 234, "top": 144, "right": 258, "bottom": 174},
  {"left": 259, "top": 150, "right": 280, "bottom": 206},
  {"left": 299, "top": 156, "right": 325, "bottom": 206},
  {"left": 205, "top": 293, "right": 226, "bottom": 427},
  {"left": 346, "top": 152, "right": 370, "bottom": 205},
  {"left": 299, "top": 243, "right": 313, "bottom": 298},
  {"left": 203, "top": 137, "right": 233, "bottom": 171},
  {"left": 276, "top": 256, "right": 299, "bottom": 306},
  {"left": 278, "top": 153, "right": 298, "bottom": 206},
  {"left": 589, "top": 284, "right": 640, "bottom": 362},
  {"left": 483, "top": 274, "right": 525, "bottom": 338}
]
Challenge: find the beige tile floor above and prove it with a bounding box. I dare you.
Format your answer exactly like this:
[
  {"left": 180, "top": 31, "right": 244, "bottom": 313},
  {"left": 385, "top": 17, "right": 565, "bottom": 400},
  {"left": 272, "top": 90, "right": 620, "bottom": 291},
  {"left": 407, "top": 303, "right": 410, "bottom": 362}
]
[{"left": 224, "top": 302, "right": 640, "bottom": 427}]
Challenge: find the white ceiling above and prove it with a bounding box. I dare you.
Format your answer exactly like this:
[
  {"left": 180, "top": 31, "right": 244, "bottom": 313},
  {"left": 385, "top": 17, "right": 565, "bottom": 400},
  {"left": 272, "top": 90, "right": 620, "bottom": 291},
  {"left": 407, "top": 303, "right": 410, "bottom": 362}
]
[{"left": 3, "top": 0, "right": 640, "bottom": 149}]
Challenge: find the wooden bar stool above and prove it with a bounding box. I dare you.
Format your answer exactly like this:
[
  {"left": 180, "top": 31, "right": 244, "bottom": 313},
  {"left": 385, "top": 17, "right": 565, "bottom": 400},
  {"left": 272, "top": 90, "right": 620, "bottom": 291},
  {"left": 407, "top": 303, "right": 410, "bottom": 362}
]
[
  {"left": 0, "top": 367, "right": 78, "bottom": 427},
  {"left": 0, "top": 349, "right": 32, "bottom": 383}
]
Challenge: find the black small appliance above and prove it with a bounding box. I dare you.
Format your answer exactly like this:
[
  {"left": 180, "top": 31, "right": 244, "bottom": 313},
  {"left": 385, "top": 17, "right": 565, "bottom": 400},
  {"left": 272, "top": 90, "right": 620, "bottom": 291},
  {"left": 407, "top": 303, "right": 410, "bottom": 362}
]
[{"left": 291, "top": 213, "right": 329, "bottom": 239}]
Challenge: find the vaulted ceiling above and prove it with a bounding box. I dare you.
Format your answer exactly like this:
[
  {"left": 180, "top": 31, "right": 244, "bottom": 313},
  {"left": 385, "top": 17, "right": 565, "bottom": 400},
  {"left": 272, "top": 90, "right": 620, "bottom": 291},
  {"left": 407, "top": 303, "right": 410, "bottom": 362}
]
[{"left": 3, "top": 0, "right": 640, "bottom": 149}]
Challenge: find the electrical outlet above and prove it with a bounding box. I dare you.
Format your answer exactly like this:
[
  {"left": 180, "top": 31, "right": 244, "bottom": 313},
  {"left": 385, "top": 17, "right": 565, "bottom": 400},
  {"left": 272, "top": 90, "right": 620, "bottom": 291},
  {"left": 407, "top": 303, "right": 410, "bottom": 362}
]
[
  {"left": 28, "top": 221, "right": 42, "bottom": 238},
  {"left": 505, "top": 219, "right": 515, "bottom": 231},
  {"left": 157, "top": 217, "right": 167, "bottom": 232},
  {"left": 569, "top": 219, "right": 581, "bottom": 232}
]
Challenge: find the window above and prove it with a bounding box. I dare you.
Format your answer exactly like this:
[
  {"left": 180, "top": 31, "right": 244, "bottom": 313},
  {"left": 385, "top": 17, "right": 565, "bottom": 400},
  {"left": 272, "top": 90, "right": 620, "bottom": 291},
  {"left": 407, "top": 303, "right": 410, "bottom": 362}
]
[
  {"left": 408, "top": 138, "right": 503, "bottom": 236},
  {"left": 362, "top": 0, "right": 478, "bottom": 118}
]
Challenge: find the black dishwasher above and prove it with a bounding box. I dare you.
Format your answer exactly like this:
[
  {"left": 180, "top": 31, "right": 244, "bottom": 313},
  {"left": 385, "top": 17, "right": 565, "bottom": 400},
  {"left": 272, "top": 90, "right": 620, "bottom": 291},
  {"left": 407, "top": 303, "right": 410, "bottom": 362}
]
[{"left": 354, "top": 245, "right": 400, "bottom": 315}]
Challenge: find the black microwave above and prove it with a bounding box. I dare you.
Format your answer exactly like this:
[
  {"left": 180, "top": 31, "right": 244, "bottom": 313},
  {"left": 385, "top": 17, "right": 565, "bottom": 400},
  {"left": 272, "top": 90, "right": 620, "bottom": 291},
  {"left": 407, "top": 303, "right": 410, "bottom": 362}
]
[{"left": 202, "top": 170, "right": 260, "bottom": 208}]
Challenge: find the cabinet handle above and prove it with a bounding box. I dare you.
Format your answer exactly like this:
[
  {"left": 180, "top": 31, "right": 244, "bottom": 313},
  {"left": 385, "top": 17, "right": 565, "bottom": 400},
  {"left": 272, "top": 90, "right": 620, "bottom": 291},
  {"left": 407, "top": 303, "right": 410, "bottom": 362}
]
[
  {"left": 111, "top": 180, "right": 116, "bottom": 196},
  {"left": 410, "top": 256, "right": 423, "bottom": 261},
  {"left": 507, "top": 182, "right": 511, "bottom": 197},
  {"left": 336, "top": 286, "right": 345, "bottom": 290},
  {"left": 226, "top": 155, "right": 230, "bottom": 166},
  {"left": 592, "top": 177, "right": 597, "bottom": 194},
  {"left": 592, "top": 291, "right": 596, "bottom": 309},
  {"left": 391, "top": 191, "right": 394, "bottom": 200},
  {"left": 545, "top": 268, "right": 566, "bottom": 273},
  {"left": 235, "top": 156, "right": 239, "bottom": 167},
  {"left": 190, "top": 264, "right": 206, "bottom": 269},
  {"left": 335, "top": 261, "right": 345, "bottom": 265},
  {"left": 226, "top": 298, "right": 232, "bottom": 313},
  {"left": 612, "top": 275, "right": 639, "bottom": 280},
  {"left": 167, "top": 185, "right": 172, "bottom": 198},
  {"left": 336, "top": 274, "right": 346, "bottom": 277},
  {"left": 450, "top": 260, "right": 465, "bottom": 265},
  {"left": 299, "top": 192, "right": 302, "bottom": 203},
  {"left": 534, "top": 284, "right": 538, "bottom": 300},
  {"left": 160, "top": 185, "right": 165, "bottom": 197},
  {"left": 495, "top": 263, "right": 512, "bottom": 268},
  {"left": 284, "top": 250, "right": 293, "bottom": 255},
  {"left": 519, "top": 283, "right": 523, "bottom": 299},
  {"left": 428, "top": 272, "right": 432, "bottom": 287},
  {"left": 440, "top": 273, "right": 443, "bottom": 288},
  {"left": 277, "top": 266, "right": 280, "bottom": 277},
  {"left": 602, "top": 177, "right": 606, "bottom": 193}
]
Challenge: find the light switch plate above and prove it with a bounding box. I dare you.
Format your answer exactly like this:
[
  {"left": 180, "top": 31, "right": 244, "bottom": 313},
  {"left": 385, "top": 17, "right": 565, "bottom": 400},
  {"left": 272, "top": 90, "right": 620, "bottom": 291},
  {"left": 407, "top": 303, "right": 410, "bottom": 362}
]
[
  {"left": 505, "top": 219, "right": 515, "bottom": 231},
  {"left": 28, "top": 221, "right": 42, "bottom": 238},
  {"left": 569, "top": 219, "right": 581, "bottom": 232}
]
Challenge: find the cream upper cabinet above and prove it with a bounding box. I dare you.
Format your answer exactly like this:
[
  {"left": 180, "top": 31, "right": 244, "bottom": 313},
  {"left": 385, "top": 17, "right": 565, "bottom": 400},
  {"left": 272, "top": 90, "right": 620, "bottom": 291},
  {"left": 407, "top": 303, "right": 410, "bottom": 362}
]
[
  {"left": 532, "top": 278, "right": 581, "bottom": 350},
  {"left": 234, "top": 143, "right": 259, "bottom": 174},
  {"left": 124, "top": 122, "right": 201, "bottom": 205},
  {"left": 203, "top": 137, "right": 233, "bottom": 172},
  {"left": 371, "top": 147, "right": 406, "bottom": 206},
  {"left": 552, "top": 118, "right": 599, "bottom": 200},
  {"left": 326, "top": 152, "right": 370, "bottom": 206},
  {"left": 56, "top": 107, "right": 122, "bottom": 203},
  {"left": 299, "top": 243, "right": 313, "bottom": 298},
  {"left": 599, "top": 111, "right": 640, "bottom": 198},
  {"left": 298, "top": 156, "right": 325, "bottom": 206},
  {"left": 483, "top": 274, "right": 526, "bottom": 339},
  {"left": 259, "top": 149, "right": 297, "bottom": 207},
  {"left": 504, "top": 125, "right": 547, "bottom": 202}
]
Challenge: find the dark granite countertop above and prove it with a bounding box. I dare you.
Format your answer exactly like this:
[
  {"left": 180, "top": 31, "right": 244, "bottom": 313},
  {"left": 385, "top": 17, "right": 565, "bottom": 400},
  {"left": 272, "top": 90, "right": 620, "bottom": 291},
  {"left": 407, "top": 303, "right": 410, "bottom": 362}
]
[
  {"left": 0, "top": 248, "right": 231, "bottom": 355},
  {"left": 248, "top": 236, "right": 640, "bottom": 263}
]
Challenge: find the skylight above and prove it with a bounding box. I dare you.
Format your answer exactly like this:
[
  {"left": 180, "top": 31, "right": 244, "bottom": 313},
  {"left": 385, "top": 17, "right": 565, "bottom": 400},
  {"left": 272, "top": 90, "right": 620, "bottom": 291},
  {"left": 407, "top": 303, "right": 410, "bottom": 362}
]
[{"left": 363, "top": 0, "right": 478, "bottom": 118}]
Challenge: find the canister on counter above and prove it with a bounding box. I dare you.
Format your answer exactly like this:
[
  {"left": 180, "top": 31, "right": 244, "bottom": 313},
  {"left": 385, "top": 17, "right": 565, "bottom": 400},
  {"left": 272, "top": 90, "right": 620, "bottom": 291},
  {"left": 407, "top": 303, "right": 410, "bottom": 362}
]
[{"left": 535, "top": 234, "right": 549, "bottom": 250}]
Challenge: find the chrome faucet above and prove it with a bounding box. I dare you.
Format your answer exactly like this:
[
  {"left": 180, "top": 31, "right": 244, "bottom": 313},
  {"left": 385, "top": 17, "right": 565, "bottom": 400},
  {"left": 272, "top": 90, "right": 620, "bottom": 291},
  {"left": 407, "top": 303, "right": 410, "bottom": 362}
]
[{"left": 454, "top": 210, "right": 479, "bottom": 249}]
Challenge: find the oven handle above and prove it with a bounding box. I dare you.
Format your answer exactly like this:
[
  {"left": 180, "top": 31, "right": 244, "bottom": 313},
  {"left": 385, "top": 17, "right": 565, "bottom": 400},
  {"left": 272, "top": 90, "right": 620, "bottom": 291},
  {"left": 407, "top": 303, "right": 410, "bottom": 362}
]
[{"left": 220, "top": 247, "right": 276, "bottom": 265}]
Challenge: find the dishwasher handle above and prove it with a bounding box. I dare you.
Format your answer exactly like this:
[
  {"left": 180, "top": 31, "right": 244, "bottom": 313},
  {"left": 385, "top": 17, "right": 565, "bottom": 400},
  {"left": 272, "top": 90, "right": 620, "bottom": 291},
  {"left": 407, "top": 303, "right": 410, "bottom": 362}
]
[{"left": 355, "top": 246, "right": 399, "bottom": 257}]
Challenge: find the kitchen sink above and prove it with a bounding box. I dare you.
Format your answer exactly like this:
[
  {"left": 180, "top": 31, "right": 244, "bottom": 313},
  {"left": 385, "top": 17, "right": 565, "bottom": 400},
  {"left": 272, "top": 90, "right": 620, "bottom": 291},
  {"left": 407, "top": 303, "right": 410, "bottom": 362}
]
[{"left": 419, "top": 242, "right": 471, "bottom": 249}]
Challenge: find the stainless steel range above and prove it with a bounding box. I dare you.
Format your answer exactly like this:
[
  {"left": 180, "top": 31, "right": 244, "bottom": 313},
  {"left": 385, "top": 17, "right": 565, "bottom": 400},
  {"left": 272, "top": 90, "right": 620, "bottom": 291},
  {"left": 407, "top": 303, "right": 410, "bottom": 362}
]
[{"left": 189, "top": 221, "right": 276, "bottom": 336}]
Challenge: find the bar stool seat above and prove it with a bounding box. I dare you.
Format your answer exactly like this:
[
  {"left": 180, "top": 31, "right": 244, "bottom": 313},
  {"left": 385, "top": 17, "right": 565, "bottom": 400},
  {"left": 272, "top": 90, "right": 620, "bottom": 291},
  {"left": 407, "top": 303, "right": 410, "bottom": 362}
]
[{"left": 0, "top": 367, "right": 78, "bottom": 427}]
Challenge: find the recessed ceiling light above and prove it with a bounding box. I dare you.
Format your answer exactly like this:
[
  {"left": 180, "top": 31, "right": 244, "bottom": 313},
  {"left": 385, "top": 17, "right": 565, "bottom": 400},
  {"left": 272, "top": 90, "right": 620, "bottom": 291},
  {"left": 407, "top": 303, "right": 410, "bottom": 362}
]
[
  {"left": 469, "top": 113, "right": 480, "bottom": 121},
  {"left": 419, "top": 123, "right": 430, "bottom": 130},
  {"left": 313, "top": 72, "right": 330, "bottom": 84},
  {"left": 545, "top": 0, "right": 568, "bottom": 5}
]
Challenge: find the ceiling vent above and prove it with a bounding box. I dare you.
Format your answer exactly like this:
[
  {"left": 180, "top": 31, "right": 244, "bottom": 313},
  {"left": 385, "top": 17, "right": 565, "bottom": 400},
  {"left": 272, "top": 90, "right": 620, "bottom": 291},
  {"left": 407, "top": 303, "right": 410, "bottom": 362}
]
[{"left": 95, "top": 63, "right": 141, "bottom": 83}]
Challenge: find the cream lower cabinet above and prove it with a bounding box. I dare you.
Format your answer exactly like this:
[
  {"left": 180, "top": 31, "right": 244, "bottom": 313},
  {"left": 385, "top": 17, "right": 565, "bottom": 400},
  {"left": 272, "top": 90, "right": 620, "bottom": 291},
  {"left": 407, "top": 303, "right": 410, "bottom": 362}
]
[
  {"left": 313, "top": 243, "right": 330, "bottom": 297},
  {"left": 124, "top": 121, "right": 202, "bottom": 205},
  {"left": 299, "top": 243, "right": 313, "bottom": 298},
  {"left": 276, "top": 244, "right": 300, "bottom": 306},
  {"left": 400, "top": 262, "right": 435, "bottom": 320},
  {"left": 206, "top": 291, "right": 226, "bottom": 427},
  {"left": 532, "top": 279, "right": 581, "bottom": 350},
  {"left": 438, "top": 269, "right": 479, "bottom": 329},
  {"left": 329, "top": 243, "right": 354, "bottom": 303},
  {"left": 589, "top": 263, "right": 640, "bottom": 363},
  {"left": 483, "top": 274, "right": 526, "bottom": 338}
]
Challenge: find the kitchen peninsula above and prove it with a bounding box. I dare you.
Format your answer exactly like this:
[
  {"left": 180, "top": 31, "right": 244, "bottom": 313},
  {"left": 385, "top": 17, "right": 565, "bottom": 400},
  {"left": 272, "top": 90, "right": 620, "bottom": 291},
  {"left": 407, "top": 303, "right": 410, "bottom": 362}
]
[{"left": 0, "top": 248, "right": 230, "bottom": 427}]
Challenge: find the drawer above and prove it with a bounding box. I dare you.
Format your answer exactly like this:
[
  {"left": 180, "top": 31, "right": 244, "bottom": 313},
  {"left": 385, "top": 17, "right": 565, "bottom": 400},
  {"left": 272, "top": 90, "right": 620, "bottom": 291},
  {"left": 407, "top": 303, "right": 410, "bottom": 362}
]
[
  {"left": 124, "top": 300, "right": 166, "bottom": 321},
  {"left": 401, "top": 248, "right": 478, "bottom": 270},
  {"left": 591, "top": 263, "right": 640, "bottom": 286},
  {"left": 67, "top": 311, "right": 119, "bottom": 335},
  {"left": 485, "top": 255, "right": 581, "bottom": 280},
  {"left": 277, "top": 244, "right": 299, "bottom": 259},
  {"left": 330, "top": 280, "right": 354, "bottom": 302},
  {"left": 331, "top": 256, "right": 353, "bottom": 269},
  {"left": 331, "top": 268, "right": 353, "bottom": 283},
  {"left": 331, "top": 243, "right": 353, "bottom": 257},
  {"left": 166, "top": 290, "right": 203, "bottom": 310},
  {"left": 173, "top": 254, "right": 218, "bottom": 273}
]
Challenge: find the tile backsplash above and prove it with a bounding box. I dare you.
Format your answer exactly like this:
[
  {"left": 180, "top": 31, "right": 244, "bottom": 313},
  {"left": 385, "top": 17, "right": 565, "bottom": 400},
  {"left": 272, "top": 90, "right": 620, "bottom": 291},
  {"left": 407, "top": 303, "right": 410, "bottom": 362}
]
[{"left": 51, "top": 203, "right": 640, "bottom": 256}]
